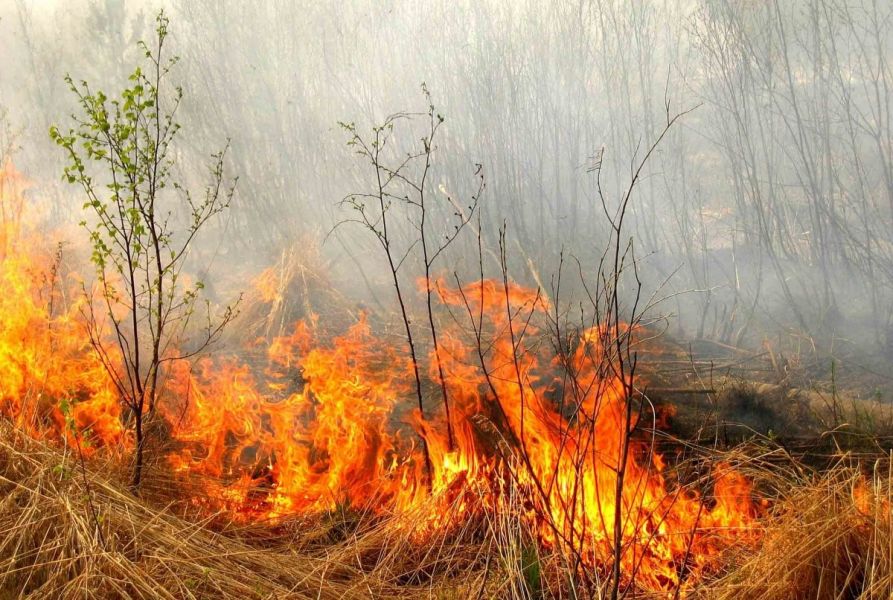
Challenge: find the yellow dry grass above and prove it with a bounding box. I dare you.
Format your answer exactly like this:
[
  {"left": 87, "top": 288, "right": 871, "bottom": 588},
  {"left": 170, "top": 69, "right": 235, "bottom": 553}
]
[
  {"left": 698, "top": 457, "right": 892, "bottom": 600},
  {"left": 0, "top": 423, "right": 525, "bottom": 599},
  {"left": 1, "top": 421, "right": 890, "bottom": 599}
]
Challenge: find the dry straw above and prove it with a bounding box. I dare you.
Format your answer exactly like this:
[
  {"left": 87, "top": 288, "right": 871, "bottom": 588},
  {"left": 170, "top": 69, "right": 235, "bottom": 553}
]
[{"left": 1, "top": 421, "right": 890, "bottom": 599}]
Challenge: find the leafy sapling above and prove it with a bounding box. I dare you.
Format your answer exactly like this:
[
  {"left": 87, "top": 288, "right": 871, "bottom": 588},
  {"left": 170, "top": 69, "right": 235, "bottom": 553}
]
[{"left": 50, "top": 11, "right": 238, "bottom": 492}]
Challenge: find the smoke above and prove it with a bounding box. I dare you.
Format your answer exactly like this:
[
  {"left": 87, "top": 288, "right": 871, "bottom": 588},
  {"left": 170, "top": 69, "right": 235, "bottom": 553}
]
[{"left": 1, "top": 0, "right": 892, "bottom": 357}]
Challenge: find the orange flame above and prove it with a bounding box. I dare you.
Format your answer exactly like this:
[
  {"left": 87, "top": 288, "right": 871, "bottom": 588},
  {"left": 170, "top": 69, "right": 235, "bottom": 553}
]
[
  {"left": 0, "top": 161, "right": 122, "bottom": 451},
  {"left": 158, "top": 274, "right": 760, "bottom": 588},
  {"left": 0, "top": 163, "right": 761, "bottom": 591}
]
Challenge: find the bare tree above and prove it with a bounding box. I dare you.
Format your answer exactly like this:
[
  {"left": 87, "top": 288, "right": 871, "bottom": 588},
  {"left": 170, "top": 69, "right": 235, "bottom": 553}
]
[{"left": 339, "top": 88, "right": 480, "bottom": 477}]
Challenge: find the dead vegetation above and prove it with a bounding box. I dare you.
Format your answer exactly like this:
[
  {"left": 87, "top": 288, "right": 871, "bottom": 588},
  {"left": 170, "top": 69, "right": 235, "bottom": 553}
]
[
  {"left": 1, "top": 419, "right": 891, "bottom": 599},
  {"left": 0, "top": 421, "right": 553, "bottom": 599},
  {"left": 699, "top": 456, "right": 893, "bottom": 600},
  {"left": 0, "top": 423, "right": 364, "bottom": 599}
]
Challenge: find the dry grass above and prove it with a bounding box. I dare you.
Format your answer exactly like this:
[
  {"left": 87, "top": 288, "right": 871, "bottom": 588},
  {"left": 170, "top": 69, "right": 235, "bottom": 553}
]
[
  {"left": 1, "top": 421, "right": 890, "bottom": 599},
  {"left": 698, "top": 454, "right": 893, "bottom": 600},
  {"left": 0, "top": 423, "right": 531, "bottom": 599},
  {"left": 0, "top": 423, "right": 378, "bottom": 599}
]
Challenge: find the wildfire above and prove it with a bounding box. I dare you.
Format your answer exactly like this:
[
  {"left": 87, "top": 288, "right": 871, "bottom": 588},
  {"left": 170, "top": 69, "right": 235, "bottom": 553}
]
[
  {"left": 0, "top": 162, "right": 761, "bottom": 592},
  {"left": 0, "top": 161, "right": 121, "bottom": 451}
]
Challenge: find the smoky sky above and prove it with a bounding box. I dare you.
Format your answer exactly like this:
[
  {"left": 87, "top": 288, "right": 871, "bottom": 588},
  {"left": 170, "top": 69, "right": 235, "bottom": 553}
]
[{"left": 1, "top": 0, "right": 891, "bottom": 354}]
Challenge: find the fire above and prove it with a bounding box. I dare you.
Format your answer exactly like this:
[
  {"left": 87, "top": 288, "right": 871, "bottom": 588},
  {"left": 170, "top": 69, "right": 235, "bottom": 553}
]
[
  {"left": 0, "top": 161, "right": 121, "bottom": 451},
  {"left": 162, "top": 274, "right": 763, "bottom": 588},
  {"left": 0, "top": 162, "right": 761, "bottom": 591},
  {"left": 164, "top": 315, "right": 423, "bottom": 515}
]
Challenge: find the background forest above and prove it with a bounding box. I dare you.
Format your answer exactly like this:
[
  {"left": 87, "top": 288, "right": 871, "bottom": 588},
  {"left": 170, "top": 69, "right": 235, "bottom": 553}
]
[{"left": 1, "top": 0, "right": 891, "bottom": 359}]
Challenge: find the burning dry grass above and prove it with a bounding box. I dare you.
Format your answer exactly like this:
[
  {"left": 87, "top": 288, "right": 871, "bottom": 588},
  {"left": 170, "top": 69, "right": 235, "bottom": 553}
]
[
  {"left": 2, "top": 419, "right": 891, "bottom": 599},
  {"left": 0, "top": 159, "right": 762, "bottom": 596},
  {"left": 1, "top": 160, "right": 890, "bottom": 598},
  {"left": 699, "top": 457, "right": 893, "bottom": 600},
  {"left": 0, "top": 423, "right": 369, "bottom": 599},
  {"left": 0, "top": 422, "right": 543, "bottom": 599}
]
